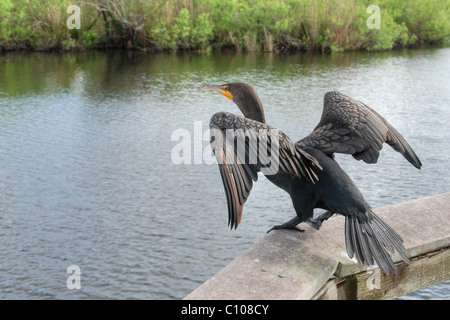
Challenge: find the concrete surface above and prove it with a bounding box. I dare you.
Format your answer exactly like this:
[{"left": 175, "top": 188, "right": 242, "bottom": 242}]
[{"left": 184, "top": 192, "right": 450, "bottom": 300}]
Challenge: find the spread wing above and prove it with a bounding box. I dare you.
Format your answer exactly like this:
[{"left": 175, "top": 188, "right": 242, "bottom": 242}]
[
  {"left": 298, "top": 91, "right": 422, "bottom": 169},
  {"left": 210, "top": 112, "right": 322, "bottom": 229}
]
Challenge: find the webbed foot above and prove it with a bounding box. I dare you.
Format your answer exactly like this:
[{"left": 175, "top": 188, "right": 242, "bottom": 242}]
[
  {"left": 306, "top": 210, "right": 334, "bottom": 230},
  {"left": 266, "top": 216, "right": 304, "bottom": 233}
]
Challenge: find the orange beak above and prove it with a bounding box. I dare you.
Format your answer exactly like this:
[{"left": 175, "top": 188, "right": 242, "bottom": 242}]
[{"left": 202, "top": 84, "right": 233, "bottom": 101}]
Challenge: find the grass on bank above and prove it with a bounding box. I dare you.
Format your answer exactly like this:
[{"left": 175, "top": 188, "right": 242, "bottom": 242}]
[{"left": 0, "top": 0, "right": 449, "bottom": 53}]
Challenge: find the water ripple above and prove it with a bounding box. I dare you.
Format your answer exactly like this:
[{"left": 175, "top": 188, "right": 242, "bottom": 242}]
[{"left": 0, "top": 49, "right": 449, "bottom": 299}]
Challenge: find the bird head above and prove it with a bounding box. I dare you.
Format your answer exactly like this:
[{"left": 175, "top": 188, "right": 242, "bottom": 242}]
[{"left": 202, "top": 82, "right": 266, "bottom": 123}]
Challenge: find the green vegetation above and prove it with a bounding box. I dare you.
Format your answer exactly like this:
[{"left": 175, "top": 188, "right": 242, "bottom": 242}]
[{"left": 0, "top": 0, "right": 449, "bottom": 52}]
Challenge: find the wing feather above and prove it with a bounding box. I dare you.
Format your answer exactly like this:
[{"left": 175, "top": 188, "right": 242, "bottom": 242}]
[
  {"left": 298, "top": 91, "right": 422, "bottom": 169},
  {"left": 210, "top": 112, "right": 322, "bottom": 229}
]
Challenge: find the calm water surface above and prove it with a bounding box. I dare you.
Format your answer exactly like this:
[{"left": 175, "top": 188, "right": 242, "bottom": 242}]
[{"left": 0, "top": 49, "right": 449, "bottom": 299}]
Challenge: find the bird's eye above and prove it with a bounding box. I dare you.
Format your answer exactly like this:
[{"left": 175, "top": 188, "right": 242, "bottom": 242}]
[{"left": 225, "top": 86, "right": 229, "bottom": 91}]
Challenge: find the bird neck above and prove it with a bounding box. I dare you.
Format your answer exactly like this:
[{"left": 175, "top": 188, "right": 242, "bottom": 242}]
[{"left": 239, "top": 98, "right": 266, "bottom": 124}]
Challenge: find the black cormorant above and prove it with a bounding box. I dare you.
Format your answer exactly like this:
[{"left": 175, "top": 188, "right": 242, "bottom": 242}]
[{"left": 203, "top": 82, "right": 421, "bottom": 274}]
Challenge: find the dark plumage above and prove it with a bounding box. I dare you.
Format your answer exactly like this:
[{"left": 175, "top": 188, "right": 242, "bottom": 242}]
[{"left": 203, "top": 82, "right": 421, "bottom": 274}]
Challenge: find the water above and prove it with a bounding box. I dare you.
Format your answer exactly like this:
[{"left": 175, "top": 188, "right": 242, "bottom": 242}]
[{"left": 0, "top": 49, "right": 449, "bottom": 299}]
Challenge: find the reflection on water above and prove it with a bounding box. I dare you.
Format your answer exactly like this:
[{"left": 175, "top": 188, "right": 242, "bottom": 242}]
[{"left": 0, "top": 49, "right": 449, "bottom": 299}]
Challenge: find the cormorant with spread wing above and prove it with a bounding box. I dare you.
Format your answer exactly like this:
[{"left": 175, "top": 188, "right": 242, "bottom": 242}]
[{"left": 202, "top": 82, "right": 421, "bottom": 274}]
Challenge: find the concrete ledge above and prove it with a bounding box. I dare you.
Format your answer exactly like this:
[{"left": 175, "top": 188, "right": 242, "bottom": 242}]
[{"left": 185, "top": 192, "right": 450, "bottom": 300}]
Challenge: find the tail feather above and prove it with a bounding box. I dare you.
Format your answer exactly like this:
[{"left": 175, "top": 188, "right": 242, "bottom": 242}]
[{"left": 345, "top": 211, "right": 409, "bottom": 274}]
